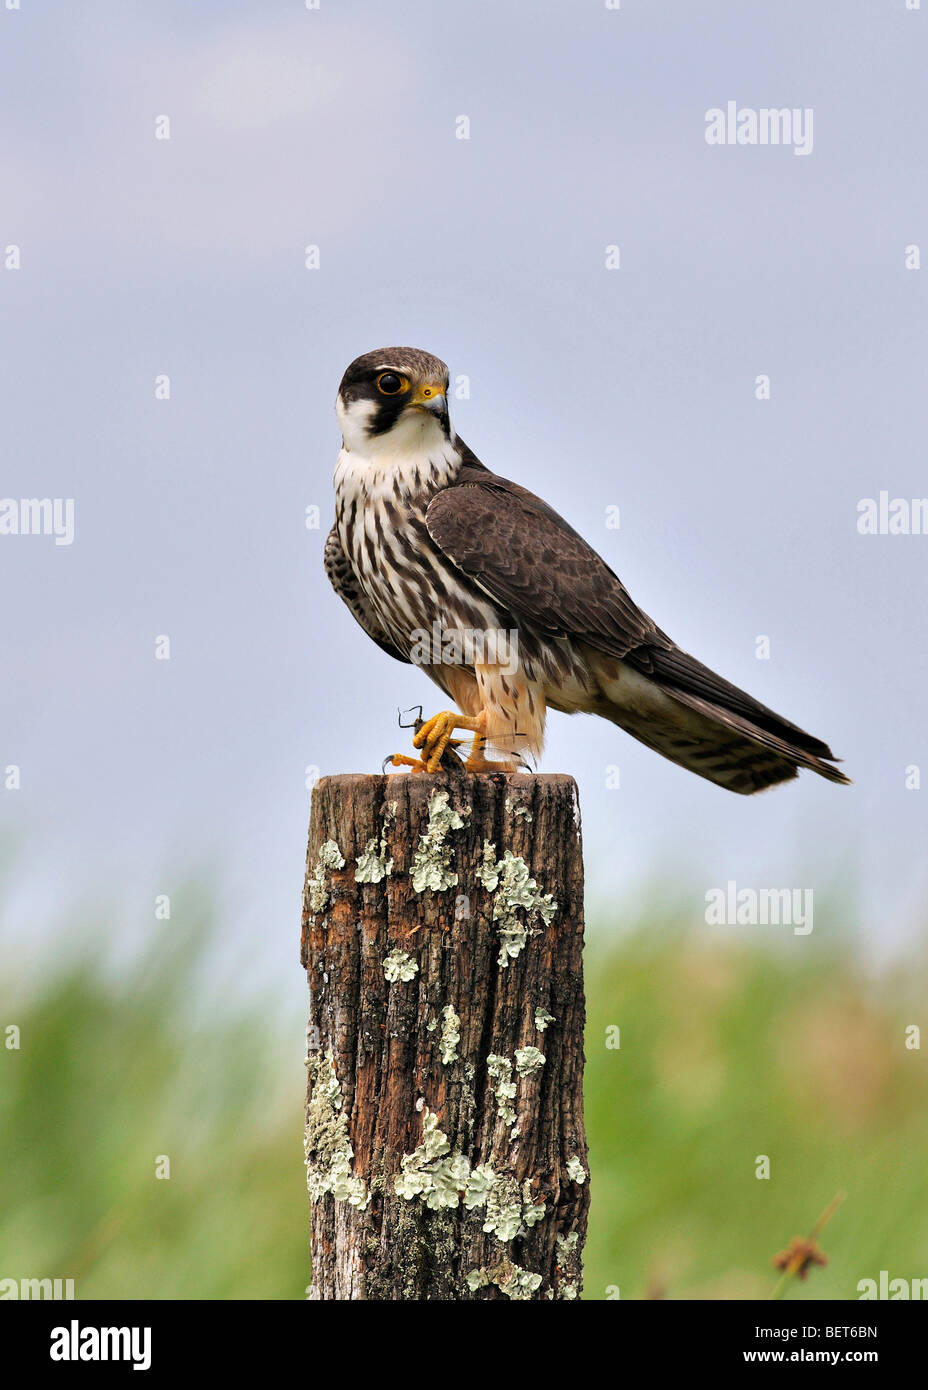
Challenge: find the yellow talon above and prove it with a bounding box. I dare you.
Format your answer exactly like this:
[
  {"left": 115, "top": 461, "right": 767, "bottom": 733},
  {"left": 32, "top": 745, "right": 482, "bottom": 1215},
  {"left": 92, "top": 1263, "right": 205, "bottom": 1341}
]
[
  {"left": 388, "top": 709, "right": 521, "bottom": 775},
  {"left": 464, "top": 749, "right": 518, "bottom": 773},
  {"left": 413, "top": 710, "right": 484, "bottom": 773},
  {"left": 387, "top": 754, "right": 429, "bottom": 774}
]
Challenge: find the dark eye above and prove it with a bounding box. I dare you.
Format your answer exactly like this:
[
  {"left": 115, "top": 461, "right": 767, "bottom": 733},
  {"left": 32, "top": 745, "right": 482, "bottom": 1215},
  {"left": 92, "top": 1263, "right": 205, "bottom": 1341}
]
[{"left": 377, "top": 372, "right": 405, "bottom": 395}]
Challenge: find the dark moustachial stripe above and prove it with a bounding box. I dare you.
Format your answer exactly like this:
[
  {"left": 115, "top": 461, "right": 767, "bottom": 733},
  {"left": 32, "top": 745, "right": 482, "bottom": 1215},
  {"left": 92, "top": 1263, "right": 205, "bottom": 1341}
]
[{"left": 369, "top": 395, "right": 408, "bottom": 437}]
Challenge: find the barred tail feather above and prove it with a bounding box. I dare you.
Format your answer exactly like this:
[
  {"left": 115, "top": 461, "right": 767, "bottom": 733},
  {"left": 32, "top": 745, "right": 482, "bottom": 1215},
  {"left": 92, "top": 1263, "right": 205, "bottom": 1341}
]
[{"left": 594, "top": 652, "right": 850, "bottom": 795}]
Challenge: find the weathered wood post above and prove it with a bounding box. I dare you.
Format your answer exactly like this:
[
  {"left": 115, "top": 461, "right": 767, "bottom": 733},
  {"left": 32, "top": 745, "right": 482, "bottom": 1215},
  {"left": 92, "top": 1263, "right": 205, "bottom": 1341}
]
[{"left": 301, "top": 771, "right": 589, "bottom": 1301}]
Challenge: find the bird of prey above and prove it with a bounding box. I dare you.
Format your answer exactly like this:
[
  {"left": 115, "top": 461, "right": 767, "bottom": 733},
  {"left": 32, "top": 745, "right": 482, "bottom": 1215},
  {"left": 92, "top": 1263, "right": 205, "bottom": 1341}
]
[{"left": 324, "top": 347, "right": 848, "bottom": 794}]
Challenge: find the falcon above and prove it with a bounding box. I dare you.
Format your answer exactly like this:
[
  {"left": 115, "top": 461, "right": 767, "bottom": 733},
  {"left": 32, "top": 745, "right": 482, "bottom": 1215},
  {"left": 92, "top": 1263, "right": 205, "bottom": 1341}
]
[{"left": 324, "top": 347, "right": 849, "bottom": 794}]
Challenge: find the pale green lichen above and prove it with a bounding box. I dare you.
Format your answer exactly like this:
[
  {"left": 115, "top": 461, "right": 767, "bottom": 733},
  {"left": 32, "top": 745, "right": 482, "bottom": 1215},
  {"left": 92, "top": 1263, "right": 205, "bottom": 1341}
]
[
  {"left": 483, "top": 1173, "right": 523, "bottom": 1241},
  {"left": 477, "top": 839, "right": 500, "bottom": 891},
  {"left": 462, "top": 1162, "right": 495, "bottom": 1210},
  {"left": 410, "top": 790, "right": 467, "bottom": 893},
  {"left": 515, "top": 1046, "right": 546, "bottom": 1077},
  {"left": 534, "top": 1005, "right": 555, "bottom": 1032},
  {"left": 439, "top": 1005, "right": 460, "bottom": 1065},
  {"left": 465, "top": 1259, "right": 543, "bottom": 1301},
  {"left": 303, "top": 1051, "right": 369, "bottom": 1208},
  {"left": 522, "top": 1178, "right": 546, "bottom": 1227},
  {"left": 383, "top": 948, "right": 418, "bottom": 983},
  {"left": 355, "top": 838, "right": 392, "bottom": 883},
  {"left": 461, "top": 1165, "right": 545, "bottom": 1238},
  {"left": 486, "top": 1053, "right": 518, "bottom": 1129},
  {"left": 319, "top": 841, "right": 345, "bottom": 870},
  {"left": 306, "top": 840, "right": 346, "bottom": 914},
  {"left": 355, "top": 805, "right": 395, "bottom": 884},
  {"left": 555, "top": 1231, "right": 582, "bottom": 1298},
  {"left": 505, "top": 797, "right": 533, "bottom": 823},
  {"left": 394, "top": 1109, "right": 470, "bottom": 1209},
  {"left": 500, "top": 1264, "right": 543, "bottom": 1300},
  {"left": 566, "top": 1155, "right": 587, "bottom": 1185},
  {"left": 478, "top": 843, "right": 557, "bottom": 967}
]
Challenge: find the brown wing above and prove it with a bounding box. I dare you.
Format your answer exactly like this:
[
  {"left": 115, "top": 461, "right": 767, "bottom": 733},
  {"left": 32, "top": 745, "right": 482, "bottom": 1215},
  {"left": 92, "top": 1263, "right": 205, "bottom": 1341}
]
[
  {"left": 425, "top": 465, "right": 668, "bottom": 660},
  {"left": 426, "top": 462, "right": 848, "bottom": 779}
]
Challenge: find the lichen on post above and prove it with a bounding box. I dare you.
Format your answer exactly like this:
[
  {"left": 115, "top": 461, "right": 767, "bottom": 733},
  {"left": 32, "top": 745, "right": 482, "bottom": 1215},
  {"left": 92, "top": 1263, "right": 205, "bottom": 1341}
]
[{"left": 301, "top": 771, "right": 589, "bottom": 1301}]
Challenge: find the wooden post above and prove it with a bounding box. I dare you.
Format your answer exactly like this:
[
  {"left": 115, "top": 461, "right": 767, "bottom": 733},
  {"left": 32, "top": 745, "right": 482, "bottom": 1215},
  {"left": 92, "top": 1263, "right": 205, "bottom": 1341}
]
[{"left": 301, "top": 771, "right": 589, "bottom": 1301}]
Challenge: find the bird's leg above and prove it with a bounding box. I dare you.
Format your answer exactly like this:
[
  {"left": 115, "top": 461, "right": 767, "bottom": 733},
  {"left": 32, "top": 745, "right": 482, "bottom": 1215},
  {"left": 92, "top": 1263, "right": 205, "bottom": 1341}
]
[
  {"left": 386, "top": 753, "right": 430, "bottom": 774},
  {"left": 412, "top": 710, "right": 484, "bottom": 774},
  {"left": 461, "top": 712, "right": 522, "bottom": 773},
  {"left": 385, "top": 743, "right": 466, "bottom": 774},
  {"left": 414, "top": 709, "right": 520, "bottom": 774},
  {"left": 385, "top": 708, "right": 467, "bottom": 775}
]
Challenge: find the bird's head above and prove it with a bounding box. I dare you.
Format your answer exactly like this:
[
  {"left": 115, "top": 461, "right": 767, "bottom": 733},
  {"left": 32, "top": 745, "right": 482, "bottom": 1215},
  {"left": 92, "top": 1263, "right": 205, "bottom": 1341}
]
[{"left": 336, "top": 347, "right": 452, "bottom": 456}]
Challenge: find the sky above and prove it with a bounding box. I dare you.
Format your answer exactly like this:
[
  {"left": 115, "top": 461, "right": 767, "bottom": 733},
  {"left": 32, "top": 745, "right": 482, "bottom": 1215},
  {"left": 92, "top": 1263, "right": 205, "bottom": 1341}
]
[{"left": 1, "top": 0, "right": 926, "bottom": 1000}]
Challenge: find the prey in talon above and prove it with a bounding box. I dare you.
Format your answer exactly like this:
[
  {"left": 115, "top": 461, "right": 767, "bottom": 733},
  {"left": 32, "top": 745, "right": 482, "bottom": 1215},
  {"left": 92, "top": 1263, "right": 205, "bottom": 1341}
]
[{"left": 384, "top": 707, "right": 467, "bottom": 775}]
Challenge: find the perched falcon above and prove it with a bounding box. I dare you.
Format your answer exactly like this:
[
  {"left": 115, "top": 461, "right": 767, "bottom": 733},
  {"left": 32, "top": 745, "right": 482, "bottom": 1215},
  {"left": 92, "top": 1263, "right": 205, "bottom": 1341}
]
[{"left": 325, "top": 347, "right": 849, "bottom": 794}]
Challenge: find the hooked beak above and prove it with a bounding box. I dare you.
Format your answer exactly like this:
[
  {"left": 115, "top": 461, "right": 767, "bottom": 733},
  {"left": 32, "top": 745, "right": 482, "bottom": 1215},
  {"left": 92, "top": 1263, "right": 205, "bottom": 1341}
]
[{"left": 410, "top": 382, "right": 448, "bottom": 419}]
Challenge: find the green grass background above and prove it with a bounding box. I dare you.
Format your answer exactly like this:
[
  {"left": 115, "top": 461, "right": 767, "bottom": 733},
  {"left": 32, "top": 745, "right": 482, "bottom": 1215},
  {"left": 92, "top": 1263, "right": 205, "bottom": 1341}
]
[{"left": 2, "top": 887, "right": 926, "bottom": 1300}]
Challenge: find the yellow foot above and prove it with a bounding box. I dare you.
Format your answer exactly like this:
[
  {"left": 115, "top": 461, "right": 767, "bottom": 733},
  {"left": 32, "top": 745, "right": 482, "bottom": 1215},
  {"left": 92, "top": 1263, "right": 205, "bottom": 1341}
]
[
  {"left": 464, "top": 722, "right": 521, "bottom": 772},
  {"left": 464, "top": 749, "right": 520, "bottom": 773},
  {"left": 386, "top": 754, "right": 430, "bottom": 774},
  {"left": 412, "top": 710, "right": 484, "bottom": 774}
]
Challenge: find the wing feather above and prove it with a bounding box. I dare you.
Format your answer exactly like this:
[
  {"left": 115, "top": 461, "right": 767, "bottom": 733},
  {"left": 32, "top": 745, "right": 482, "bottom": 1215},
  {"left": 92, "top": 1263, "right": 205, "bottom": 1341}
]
[
  {"left": 425, "top": 462, "right": 847, "bottom": 782},
  {"left": 426, "top": 466, "right": 665, "bottom": 659}
]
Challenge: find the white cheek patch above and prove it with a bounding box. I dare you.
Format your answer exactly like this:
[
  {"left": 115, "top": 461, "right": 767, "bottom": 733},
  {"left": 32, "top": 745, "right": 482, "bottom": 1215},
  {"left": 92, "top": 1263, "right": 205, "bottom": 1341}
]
[
  {"left": 336, "top": 396, "right": 378, "bottom": 453},
  {"left": 337, "top": 391, "right": 452, "bottom": 462}
]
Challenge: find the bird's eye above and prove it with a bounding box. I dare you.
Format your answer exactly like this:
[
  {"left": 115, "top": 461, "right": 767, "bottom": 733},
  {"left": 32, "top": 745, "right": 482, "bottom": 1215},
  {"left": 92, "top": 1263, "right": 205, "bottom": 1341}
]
[{"left": 377, "top": 372, "right": 405, "bottom": 395}]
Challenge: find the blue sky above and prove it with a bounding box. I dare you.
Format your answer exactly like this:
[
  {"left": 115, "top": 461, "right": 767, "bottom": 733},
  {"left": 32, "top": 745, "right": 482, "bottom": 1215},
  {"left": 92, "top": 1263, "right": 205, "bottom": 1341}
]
[{"left": 1, "top": 0, "right": 926, "bottom": 995}]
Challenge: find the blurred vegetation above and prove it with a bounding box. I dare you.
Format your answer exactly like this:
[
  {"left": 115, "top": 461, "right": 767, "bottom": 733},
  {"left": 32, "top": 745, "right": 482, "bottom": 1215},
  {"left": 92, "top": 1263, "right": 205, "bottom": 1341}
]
[
  {"left": 2, "top": 889, "right": 927, "bottom": 1300},
  {"left": 584, "top": 913, "right": 928, "bottom": 1299},
  {"left": 0, "top": 900, "right": 309, "bottom": 1301}
]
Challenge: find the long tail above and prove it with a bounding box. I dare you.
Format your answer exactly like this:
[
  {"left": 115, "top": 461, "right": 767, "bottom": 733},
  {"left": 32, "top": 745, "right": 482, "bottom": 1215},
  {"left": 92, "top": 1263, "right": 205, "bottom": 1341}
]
[{"left": 598, "top": 646, "right": 850, "bottom": 795}]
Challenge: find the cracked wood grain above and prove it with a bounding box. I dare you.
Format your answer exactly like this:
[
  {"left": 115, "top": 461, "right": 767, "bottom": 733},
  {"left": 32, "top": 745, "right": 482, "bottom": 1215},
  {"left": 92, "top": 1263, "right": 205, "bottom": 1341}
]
[{"left": 302, "top": 771, "right": 589, "bottom": 1301}]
